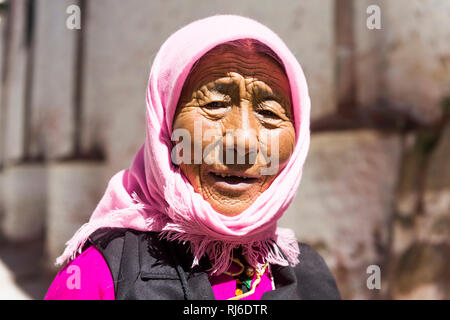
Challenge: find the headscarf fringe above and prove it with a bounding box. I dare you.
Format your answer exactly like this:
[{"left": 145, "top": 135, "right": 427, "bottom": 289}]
[{"left": 158, "top": 229, "right": 299, "bottom": 275}]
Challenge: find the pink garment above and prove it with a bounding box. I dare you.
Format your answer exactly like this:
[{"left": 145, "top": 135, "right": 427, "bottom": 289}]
[
  {"left": 45, "top": 246, "right": 273, "bottom": 300},
  {"left": 56, "top": 14, "right": 311, "bottom": 275},
  {"left": 45, "top": 246, "right": 114, "bottom": 300}
]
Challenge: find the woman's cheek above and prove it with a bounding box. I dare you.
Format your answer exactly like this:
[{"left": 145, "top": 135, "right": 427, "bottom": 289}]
[
  {"left": 173, "top": 109, "right": 211, "bottom": 164},
  {"left": 262, "top": 126, "right": 295, "bottom": 170},
  {"left": 280, "top": 127, "right": 296, "bottom": 162},
  {"left": 200, "top": 121, "right": 223, "bottom": 165},
  {"left": 279, "top": 127, "right": 296, "bottom": 168}
]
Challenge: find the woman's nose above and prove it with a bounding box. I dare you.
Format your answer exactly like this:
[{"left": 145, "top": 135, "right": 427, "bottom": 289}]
[{"left": 223, "top": 105, "right": 259, "bottom": 163}]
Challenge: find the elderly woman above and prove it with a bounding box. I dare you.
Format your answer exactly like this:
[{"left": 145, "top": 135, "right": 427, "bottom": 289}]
[{"left": 45, "top": 15, "right": 340, "bottom": 300}]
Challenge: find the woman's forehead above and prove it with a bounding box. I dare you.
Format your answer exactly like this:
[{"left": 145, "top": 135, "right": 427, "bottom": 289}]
[{"left": 180, "top": 44, "right": 292, "bottom": 104}]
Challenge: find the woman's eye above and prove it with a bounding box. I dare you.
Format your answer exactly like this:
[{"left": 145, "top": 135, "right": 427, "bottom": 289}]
[
  {"left": 203, "top": 101, "right": 227, "bottom": 109},
  {"left": 258, "top": 109, "right": 279, "bottom": 119}
]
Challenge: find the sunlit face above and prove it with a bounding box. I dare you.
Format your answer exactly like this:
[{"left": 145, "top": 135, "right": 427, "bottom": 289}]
[{"left": 172, "top": 42, "right": 296, "bottom": 217}]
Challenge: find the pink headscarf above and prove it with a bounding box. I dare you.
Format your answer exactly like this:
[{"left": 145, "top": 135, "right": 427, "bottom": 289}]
[{"left": 56, "top": 14, "right": 311, "bottom": 275}]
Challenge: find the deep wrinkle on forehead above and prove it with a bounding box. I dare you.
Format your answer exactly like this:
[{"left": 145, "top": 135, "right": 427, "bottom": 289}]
[
  {"left": 178, "top": 47, "right": 293, "bottom": 118},
  {"left": 192, "top": 75, "right": 292, "bottom": 121},
  {"left": 205, "top": 76, "right": 288, "bottom": 106}
]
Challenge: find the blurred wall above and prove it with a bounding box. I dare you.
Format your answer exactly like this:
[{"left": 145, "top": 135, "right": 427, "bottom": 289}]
[{"left": 0, "top": 0, "right": 449, "bottom": 299}]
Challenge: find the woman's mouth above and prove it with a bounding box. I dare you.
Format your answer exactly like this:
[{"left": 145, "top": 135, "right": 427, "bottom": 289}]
[{"left": 207, "top": 171, "right": 260, "bottom": 192}]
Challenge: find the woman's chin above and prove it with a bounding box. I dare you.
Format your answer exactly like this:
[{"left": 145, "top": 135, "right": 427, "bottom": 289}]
[
  {"left": 202, "top": 185, "right": 264, "bottom": 217},
  {"left": 208, "top": 200, "right": 251, "bottom": 217}
]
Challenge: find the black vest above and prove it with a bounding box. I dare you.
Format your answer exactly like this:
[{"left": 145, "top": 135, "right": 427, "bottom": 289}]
[{"left": 86, "top": 228, "right": 341, "bottom": 300}]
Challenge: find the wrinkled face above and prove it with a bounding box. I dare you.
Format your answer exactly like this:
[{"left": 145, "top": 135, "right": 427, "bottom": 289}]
[{"left": 172, "top": 43, "right": 296, "bottom": 216}]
